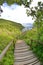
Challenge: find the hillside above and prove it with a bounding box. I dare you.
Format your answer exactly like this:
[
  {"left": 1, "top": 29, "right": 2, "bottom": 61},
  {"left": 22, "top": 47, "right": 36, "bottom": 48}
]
[
  {"left": 0, "top": 19, "right": 23, "bottom": 53},
  {"left": 0, "top": 19, "right": 23, "bottom": 38},
  {"left": 0, "top": 19, "right": 23, "bottom": 65},
  {"left": 0, "top": 19, "right": 23, "bottom": 30}
]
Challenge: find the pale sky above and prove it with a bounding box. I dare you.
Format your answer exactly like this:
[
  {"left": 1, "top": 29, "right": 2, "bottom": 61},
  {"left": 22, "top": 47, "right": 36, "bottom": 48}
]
[{"left": 0, "top": 0, "right": 43, "bottom": 24}]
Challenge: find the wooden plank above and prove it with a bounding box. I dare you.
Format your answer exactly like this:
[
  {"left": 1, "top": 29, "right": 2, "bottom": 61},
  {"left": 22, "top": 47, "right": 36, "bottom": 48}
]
[{"left": 14, "top": 40, "right": 40, "bottom": 65}]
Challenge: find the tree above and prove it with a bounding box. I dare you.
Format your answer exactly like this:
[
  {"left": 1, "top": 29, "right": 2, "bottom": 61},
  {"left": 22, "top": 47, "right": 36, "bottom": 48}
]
[
  {"left": 0, "top": 0, "right": 43, "bottom": 41},
  {"left": 0, "top": 5, "right": 3, "bottom": 16},
  {"left": 26, "top": 1, "right": 43, "bottom": 41},
  {"left": 0, "top": 0, "right": 29, "bottom": 5}
]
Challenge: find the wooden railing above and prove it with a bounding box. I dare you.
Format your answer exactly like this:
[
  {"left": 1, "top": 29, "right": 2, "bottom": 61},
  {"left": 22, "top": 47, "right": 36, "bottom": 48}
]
[{"left": 0, "top": 40, "right": 14, "bottom": 61}]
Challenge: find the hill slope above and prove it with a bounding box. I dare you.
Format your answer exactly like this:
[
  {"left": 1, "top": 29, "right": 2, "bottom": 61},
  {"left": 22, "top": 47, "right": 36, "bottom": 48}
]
[
  {"left": 0, "top": 19, "right": 23, "bottom": 37},
  {"left": 0, "top": 19, "right": 23, "bottom": 53},
  {"left": 0, "top": 19, "right": 23, "bottom": 65}
]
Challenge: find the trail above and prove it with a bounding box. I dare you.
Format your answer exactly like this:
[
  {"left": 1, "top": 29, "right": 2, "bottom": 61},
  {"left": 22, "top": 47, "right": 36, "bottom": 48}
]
[{"left": 14, "top": 40, "right": 40, "bottom": 65}]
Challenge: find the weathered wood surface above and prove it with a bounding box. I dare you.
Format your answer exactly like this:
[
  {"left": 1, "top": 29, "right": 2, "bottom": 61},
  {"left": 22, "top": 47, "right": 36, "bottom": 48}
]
[{"left": 14, "top": 40, "right": 40, "bottom": 65}]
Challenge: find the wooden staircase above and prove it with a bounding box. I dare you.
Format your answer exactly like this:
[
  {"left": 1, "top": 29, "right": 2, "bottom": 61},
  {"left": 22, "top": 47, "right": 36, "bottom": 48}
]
[{"left": 14, "top": 40, "right": 40, "bottom": 65}]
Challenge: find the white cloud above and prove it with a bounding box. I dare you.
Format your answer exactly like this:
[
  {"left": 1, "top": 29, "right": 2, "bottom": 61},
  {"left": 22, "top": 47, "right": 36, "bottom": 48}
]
[
  {"left": 1, "top": 4, "right": 34, "bottom": 24},
  {"left": 0, "top": 0, "right": 43, "bottom": 24},
  {"left": 30, "top": 0, "right": 43, "bottom": 7}
]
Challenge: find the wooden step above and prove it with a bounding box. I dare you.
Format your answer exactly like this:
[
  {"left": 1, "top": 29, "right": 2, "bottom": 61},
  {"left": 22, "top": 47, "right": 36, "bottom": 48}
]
[
  {"left": 15, "top": 56, "right": 36, "bottom": 62},
  {"left": 15, "top": 57, "right": 38, "bottom": 65},
  {"left": 15, "top": 46, "right": 30, "bottom": 50},
  {"left": 26, "top": 60, "right": 40, "bottom": 65},
  {"left": 15, "top": 43, "right": 26, "bottom": 46},
  {"left": 34, "top": 62, "right": 41, "bottom": 65},
  {"left": 14, "top": 51, "right": 33, "bottom": 57},
  {"left": 15, "top": 54, "right": 35, "bottom": 60},
  {"left": 15, "top": 48, "right": 29, "bottom": 53},
  {"left": 14, "top": 40, "right": 40, "bottom": 65}
]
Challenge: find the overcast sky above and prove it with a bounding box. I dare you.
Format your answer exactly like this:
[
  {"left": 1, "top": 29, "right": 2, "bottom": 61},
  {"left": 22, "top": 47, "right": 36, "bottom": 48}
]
[{"left": 0, "top": 0, "right": 43, "bottom": 24}]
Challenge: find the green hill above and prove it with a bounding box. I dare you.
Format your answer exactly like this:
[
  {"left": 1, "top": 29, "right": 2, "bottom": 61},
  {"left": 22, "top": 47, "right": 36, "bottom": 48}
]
[
  {"left": 0, "top": 19, "right": 23, "bottom": 65},
  {"left": 0, "top": 19, "right": 23, "bottom": 53}
]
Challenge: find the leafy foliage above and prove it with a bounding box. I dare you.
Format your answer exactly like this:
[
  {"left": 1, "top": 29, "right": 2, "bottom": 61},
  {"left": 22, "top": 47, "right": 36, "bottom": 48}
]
[
  {"left": 6, "top": 0, "right": 22, "bottom": 5},
  {"left": 0, "top": 0, "right": 43, "bottom": 64},
  {"left": 0, "top": 43, "right": 14, "bottom": 65},
  {"left": 0, "top": 0, "right": 22, "bottom": 5},
  {"left": 0, "top": 0, "right": 4, "bottom": 5},
  {"left": 0, "top": 0, "right": 32, "bottom": 5},
  {"left": 20, "top": 25, "right": 43, "bottom": 64}
]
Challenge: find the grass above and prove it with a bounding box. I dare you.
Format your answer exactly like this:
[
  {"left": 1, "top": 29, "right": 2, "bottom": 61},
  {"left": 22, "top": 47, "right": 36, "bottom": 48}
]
[
  {"left": 0, "top": 19, "right": 23, "bottom": 65},
  {"left": 19, "top": 28, "right": 43, "bottom": 65},
  {"left": 0, "top": 35, "right": 12, "bottom": 54},
  {"left": 0, "top": 19, "right": 23, "bottom": 53},
  {"left": 1, "top": 18, "right": 43, "bottom": 65},
  {"left": 31, "top": 42, "right": 43, "bottom": 65},
  {"left": 0, "top": 42, "right": 14, "bottom": 65}
]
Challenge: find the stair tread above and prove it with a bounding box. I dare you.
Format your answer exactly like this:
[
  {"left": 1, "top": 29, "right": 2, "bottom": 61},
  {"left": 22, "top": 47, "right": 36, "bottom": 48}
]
[
  {"left": 15, "top": 57, "right": 38, "bottom": 65},
  {"left": 14, "top": 51, "right": 33, "bottom": 57},
  {"left": 14, "top": 40, "right": 40, "bottom": 65},
  {"left": 15, "top": 46, "right": 29, "bottom": 49},
  {"left": 15, "top": 54, "right": 36, "bottom": 60},
  {"left": 15, "top": 48, "right": 29, "bottom": 53}
]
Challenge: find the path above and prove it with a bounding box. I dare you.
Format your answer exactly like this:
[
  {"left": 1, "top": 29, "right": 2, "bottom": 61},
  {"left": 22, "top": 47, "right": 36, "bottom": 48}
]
[{"left": 14, "top": 40, "right": 40, "bottom": 65}]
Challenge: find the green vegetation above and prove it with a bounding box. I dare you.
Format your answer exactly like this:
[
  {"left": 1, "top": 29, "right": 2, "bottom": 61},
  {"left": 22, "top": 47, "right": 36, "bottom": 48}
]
[
  {"left": 0, "top": 19, "right": 23, "bottom": 53},
  {"left": 0, "top": 1, "right": 43, "bottom": 65},
  {"left": 0, "top": 0, "right": 28, "bottom": 5},
  {"left": 20, "top": 26, "right": 43, "bottom": 65},
  {"left": 19, "top": 1, "right": 43, "bottom": 65},
  {"left": 0, "top": 19, "right": 23, "bottom": 65},
  {"left": 0, "top": 43, "right": 14, "bottom": 65},
  {"left": 0, "top": 0, "right": 22, "bottom": 5},
  {"left": 0, "top": 35, "right": 12, "bottom": 53}
]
